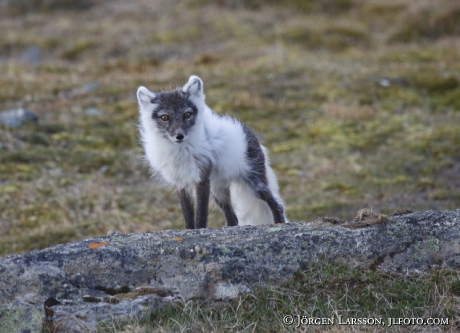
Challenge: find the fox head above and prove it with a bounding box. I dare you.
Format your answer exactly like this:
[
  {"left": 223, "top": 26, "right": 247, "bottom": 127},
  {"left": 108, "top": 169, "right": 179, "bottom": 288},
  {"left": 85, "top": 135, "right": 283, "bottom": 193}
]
[{"left": 137, "top": 75, "right": 205, "bottom": 143}]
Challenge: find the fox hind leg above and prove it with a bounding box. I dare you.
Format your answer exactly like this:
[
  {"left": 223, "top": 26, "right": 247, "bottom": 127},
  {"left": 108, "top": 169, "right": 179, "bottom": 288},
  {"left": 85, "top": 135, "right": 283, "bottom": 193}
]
[
  {"left": 242, "top": 166, "right": 286, "bottom": 224},
  {"left": 255, "top": 184, "right": 286, "bottom": 224},
  {"left": 242, "top": 127, "right": 286, "bottom": 224},
  {"left": 213, "top": 186, "right": 239, "bottom": 227}
]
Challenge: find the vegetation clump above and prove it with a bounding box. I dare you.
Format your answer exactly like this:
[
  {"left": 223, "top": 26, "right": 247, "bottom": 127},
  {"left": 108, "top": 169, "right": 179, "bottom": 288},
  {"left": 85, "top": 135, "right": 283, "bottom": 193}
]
[
  {"left": 98, "top": 263, "right": 460, "bottom": 332},
  {"left": 390, "top": 2, "right": 460, "bottom": 43}
]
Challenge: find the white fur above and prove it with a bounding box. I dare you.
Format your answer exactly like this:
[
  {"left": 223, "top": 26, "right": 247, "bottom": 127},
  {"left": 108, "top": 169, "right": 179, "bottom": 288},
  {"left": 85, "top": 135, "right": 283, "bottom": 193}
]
[{"left": 138, "top": 76, "right": 287, "bottom": 226}]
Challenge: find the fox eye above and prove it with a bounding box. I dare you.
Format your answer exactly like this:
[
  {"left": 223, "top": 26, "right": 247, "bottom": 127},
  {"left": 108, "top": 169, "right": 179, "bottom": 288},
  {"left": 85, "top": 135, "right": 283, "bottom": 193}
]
[
  {"left": 160, "top": 115, "right": 169, "bottom": 121},
  {"left": 184, "top": 112, "right": 191, "bottom": 119}
]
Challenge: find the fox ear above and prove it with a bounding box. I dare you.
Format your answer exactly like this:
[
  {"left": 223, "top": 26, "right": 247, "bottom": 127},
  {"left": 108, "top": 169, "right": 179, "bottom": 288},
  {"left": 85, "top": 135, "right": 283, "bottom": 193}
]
[
  {"left": 182, "top": 75, "right": 204, "bottom": 98},
  {"left": 137, "top": 86, "right": 156, "bottom": 109}
]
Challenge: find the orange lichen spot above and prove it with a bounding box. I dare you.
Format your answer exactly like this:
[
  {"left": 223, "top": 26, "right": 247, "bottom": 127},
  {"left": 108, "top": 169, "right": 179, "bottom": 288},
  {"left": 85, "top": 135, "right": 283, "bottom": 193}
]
[
  {"left": 88, "top": 241, "right": 109, "bottom": 249},
  {"left": 166, "top": 236, "right": 183, "bottom": 241}
]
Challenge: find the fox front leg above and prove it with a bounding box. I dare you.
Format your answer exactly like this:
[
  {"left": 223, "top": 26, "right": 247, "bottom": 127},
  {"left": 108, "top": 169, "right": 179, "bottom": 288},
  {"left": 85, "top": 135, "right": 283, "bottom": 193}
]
[
  {"left": 178, "top": 189, "right": 195, "bottom": 229},
  {"left": 195, "top": 165, "right": 211, "bottom": 229}
]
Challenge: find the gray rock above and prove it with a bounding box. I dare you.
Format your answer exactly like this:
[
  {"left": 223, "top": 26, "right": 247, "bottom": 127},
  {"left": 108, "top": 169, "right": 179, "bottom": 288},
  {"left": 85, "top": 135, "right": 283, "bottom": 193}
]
[
  {"left": 0, "top": 210, "right": 459, "bottom": 332},
  {"left": 60, "top": 82, "right": 99, "bottom": 98},
  {"left": 0, "top": 108, "right": 38, "bottom": 128},
  {"left": 19, "top": 46, "right": 42, "bottom": 64},
  {"left": 84, "top": 107, "right": 102, "bottom": 116}
]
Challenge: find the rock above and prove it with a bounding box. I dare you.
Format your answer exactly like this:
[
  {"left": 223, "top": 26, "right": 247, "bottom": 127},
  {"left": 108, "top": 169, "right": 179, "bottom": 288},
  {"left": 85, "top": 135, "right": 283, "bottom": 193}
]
[
  {"left": 0, "top": 209, "right": 459, "bottom": 332},
  {"left": 0, "top": 108, "right": 38, "bottom": 128},
  {"left": 59, "top": 82, "right": 99, "bottom": 98},
  {"left": 19, "top": 46, "right": 42, "bottom": 64},
  {"left": 370, "top": 76, "right": 410, "bottom": 87},
  {"left": 84, "top": 107, "right": 102, "bottom": 116}
]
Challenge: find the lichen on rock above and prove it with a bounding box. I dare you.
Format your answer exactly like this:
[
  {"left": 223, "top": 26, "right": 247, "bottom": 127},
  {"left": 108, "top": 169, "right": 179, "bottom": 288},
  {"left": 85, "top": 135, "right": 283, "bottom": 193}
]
[{"left": 0, "top": 209, "right": 459, "bottom": 332}]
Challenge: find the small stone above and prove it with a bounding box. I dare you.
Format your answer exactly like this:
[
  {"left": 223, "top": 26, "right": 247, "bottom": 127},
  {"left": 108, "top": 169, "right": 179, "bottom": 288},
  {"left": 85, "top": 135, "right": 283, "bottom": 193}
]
[
  {"left": 75, "top": 309, "right": 90, "bottom": 319},
  {"left": 98, "top": 165, "right": 110, "bottom": 174},
  {"left": 84, "top": 82, "right": 99, "bottom": 92},
  {"left": 103, "top": 296, "right": 120, "bottom": 304},
  {"left": 379, "top": 78, "right": 390, "bottom": 87},
  {"left": 84, "top": 107, "right": 102, "bottom": 116},
  {"left": 22, "top": 292, "right": 37, "bottom": 304},
  {"left": 107, "top": 229, "right": 120, "bottom": 236},
  {"left": 61, "top": 82, "right": 99, "bottom": 98},
  {"left": 194, "top": 245, "right": 201, "bottom": 254},
  {"left": 19, "top": 46, "right": 42, "bottom": 64},
  {"left": 0, "top": 108, "right": 38, "bottom": 128}
]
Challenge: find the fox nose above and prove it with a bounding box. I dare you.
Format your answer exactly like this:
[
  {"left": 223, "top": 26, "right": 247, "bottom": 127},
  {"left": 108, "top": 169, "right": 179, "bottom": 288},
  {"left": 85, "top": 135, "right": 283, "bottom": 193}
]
[{"left": 176, "top": 134, "right": 184, "bottom": 141}]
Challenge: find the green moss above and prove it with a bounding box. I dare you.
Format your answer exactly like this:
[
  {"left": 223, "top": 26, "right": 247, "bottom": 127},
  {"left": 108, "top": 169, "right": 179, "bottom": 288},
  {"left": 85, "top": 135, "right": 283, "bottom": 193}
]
[
  {"left": 5, "top": 0, "right": 99, "bottom": 13},
  {"left": 289, "top": 201, "right": 351, "bottom": 221},
  {"left": 360, "top": 3, "right": 406, "bottom": 22},
  {"left": 295, "top": 0, "right": 353, "bottom": 14},
  {"left": 408, "top": 124, "right": 460, "bottom": 157},
  {"left": 105, "top": 263, "right": 459, "bottom": 332},
  {"left": 0, "top": 150, "right": 48, "bottom": 164},
  {"left": 412, "top": 74, "right": 459, "bottom": 93},
  {"left": 451, "top": 280, "right": 460, "bottom": 296},
  {"left": 61, "top": 40, "right": 97, "bottom": 60},
  {"left": 11, "top": 227, "right": 79, "bottom": 254},
  {"left": 435, "top": 88, "right": 460, "bottom": 110},
  {"left": 390, "top": 5, "right": 460, "bottom": 43},
  {"left": 367, "top": 174, "right": 412, "bottom": 186},
  {"left": 322, "top": 180, "right": 361, "bottom": 196},
  {"left": 305, "top": 114, "right": 407, "bottom": 153},
  {"left": 390, "top": 24, "right": 424, "bottom": 44},
  {"left": 0, "top": 305, "right": 43, "bottom": 333},
  {"left": 154, "top": 28, "right": 203, "bottom": 45},
  {"left": 42, "top": 37, "right": 63, "bottom": 50},
  {"left": 272, "top": 138, "right": 304, "bottom": 153},
  {"left": 0, "top": 183, "right": 21, "bottom": 194},
  {"left": 284, "top": 24, "right": 369, "bottom": 51},
  {"left": 429, "top": 190, "right": 449, "bottom": 201},
  {"left": 188, "top": 0, "right": 353, "bottom": 14},
  {"left": 67, "top": 149, "right": 117, "bottom": 174}
]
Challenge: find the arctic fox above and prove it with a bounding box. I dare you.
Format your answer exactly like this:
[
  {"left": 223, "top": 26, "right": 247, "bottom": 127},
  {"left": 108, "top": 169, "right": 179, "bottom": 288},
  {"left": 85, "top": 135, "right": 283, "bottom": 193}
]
[{"left": 137, "top": 75, "right": 287, "bottom": 229}]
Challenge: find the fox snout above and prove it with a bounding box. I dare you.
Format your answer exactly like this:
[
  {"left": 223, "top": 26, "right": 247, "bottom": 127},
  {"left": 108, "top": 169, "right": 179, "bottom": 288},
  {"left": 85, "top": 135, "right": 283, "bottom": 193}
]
[
  {"left": 161, "top": 120, "right": 189, "bottom": 143},
  {"left": 168, "top": 130, "right": 187, "bottom": 143}
]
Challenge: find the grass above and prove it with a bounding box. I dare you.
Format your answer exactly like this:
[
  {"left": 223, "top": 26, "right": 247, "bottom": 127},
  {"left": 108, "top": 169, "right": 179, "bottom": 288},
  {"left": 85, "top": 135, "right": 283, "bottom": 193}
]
[
  {"left": 96, "top": 263, "right": 460, "bottom": 332},
  {"left": 1, "top": 0, "right": 460, "bottom": 330}
]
